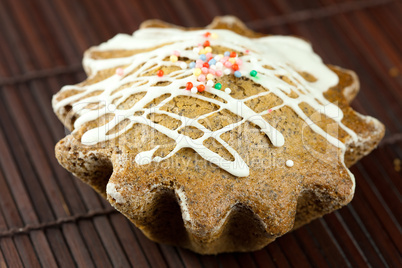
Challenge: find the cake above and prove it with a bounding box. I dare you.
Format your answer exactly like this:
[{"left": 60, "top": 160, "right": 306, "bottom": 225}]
[{"left": 52, "top": 16, "right": 385, "bottom": 254}]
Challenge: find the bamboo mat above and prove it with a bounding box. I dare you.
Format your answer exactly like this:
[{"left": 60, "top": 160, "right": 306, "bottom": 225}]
[{"left": 0, "top": 0, "right": 401, "bottom": 267}]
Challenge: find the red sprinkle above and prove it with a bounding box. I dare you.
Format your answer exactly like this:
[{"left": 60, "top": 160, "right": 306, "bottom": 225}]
[
  {"left": 232, "top": 64, "right": 239, "bottom": 71},
  {"left": 203, "top": 62, "right": 209, "bottom": 68},
  {"left": 230, "top": 51, "right": 237, "bottom": 58},
  {"left": 204, "top": 32, "right": 211, "bottom": 37},
  {"left": 157, "top": 70, "right": 164, "bottom": 77},
  {"left": 203, "top": 40, "right": 210, "bottom": 47},
  {"left": 186, "top": 82, "right": 193, "bottom": 90},
  {"left": 197, "top": 84, "right": 205, "bottom": 92}
]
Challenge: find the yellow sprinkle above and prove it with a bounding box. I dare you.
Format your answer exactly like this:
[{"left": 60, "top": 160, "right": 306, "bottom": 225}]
[
  {"left": 193, "top": 68, "right": 201, "bottom": 76},
  {"left": 218, "top": 54, "right": 223, "bottom": 58},
  {"left": 170, "top": 55, "right": 178, "bottom": 62},
  {"left": 199, "top": 49, "right": 206, "bottom": 54},
  {"left": 211, "top": 33, "right": 218, "bottom": 39},
  {"left": 204, "top": 46, "right": 212, "bottom": 53},
  {"left": 206, "top": 74, "right": 214, "bottom": 80},
  {"left": 229, "top": 58, "right": 236, "bottom": 64}
]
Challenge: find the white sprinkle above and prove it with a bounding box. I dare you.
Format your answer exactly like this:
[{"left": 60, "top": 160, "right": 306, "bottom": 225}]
[
  {"left": 216, "top": 62, "right": 223, "bottom": 69},
  {"left": 206, "top": 80, "right": 214, "bottom": 87},
  {"left": 115, "top": 68, "right": 124, "bottom": 76},
  {"left": 286, "top": 160, "right": 294, "bottom": 167},
  {"left": 225, "top": 88, "right": 231, "bottom": 94},
  {"left": 191, "top": 87, "right": 198, "bottom": 94},
  {"left": 179, "top": 62, "right": 187, "bottom": 69},
  {"left": 214, "top": 55, "right": 221, "bottom": 61},
  {"left": 210, "top": 65, "right": 216, "bottom": 70},
  {"left": 223, "top": 69, "right": 231, "bottom": 75},
  {"left": 193, "top": 47, "right": 200, "bottom": 54}
]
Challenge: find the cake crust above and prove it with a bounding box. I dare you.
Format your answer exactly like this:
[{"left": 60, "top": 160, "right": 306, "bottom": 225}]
[{"left": 53, "top": 16, "right": 385, "bottom": 254}]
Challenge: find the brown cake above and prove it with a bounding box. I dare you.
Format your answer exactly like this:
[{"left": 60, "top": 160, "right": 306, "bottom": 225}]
[{"left": 53, "top": 16, "right": 385, "bottom": 254}]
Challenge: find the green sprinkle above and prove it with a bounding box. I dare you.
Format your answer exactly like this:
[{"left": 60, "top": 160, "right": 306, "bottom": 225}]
[
  {"left": 250, "top": 70, "right": 257, "bottom": 77},
  {"left": 214, "top": 83, "right": 222, "bottom": 90}
]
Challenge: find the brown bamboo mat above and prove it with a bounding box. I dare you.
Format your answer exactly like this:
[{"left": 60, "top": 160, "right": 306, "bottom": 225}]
[{"left": 0, "top": 0, "right": 401, "bottom": 267}]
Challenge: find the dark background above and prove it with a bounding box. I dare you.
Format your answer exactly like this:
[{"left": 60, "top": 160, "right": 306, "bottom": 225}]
[{"left": 0, "top": 0, "right": 401, "bottom": 267}]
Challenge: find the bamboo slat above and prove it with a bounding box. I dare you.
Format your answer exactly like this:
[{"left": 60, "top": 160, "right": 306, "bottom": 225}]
[{"left": 0, "top": 0, "right": 400, "bottom": 267}]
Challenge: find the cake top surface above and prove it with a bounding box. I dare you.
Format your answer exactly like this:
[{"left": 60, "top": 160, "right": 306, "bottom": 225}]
[{"left": 53, "top": 18, "right": 358, "bottom": 178}]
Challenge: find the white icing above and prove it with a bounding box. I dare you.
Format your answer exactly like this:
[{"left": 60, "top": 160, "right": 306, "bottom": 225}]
[
  {"left": 106, "top": 183, "right": 126, "bottom": 203},
  {"left": 176, "top": 188, "right": 191, "bottom": 221},
  {"left": 135, "top": 146, "right": 159, "bottom": 165},
  {"left": 53, "top": 28, "right": 358, "bottom": 178}
]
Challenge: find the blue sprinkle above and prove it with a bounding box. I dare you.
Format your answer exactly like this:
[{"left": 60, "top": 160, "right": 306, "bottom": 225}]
[
  {"left": 208, "top": 59, "right": 216, "bottom": 65},
  {"left": 234, "top": 71, "right": 242, "bottom": 78},
  {"left": 189, "top": 62, "right": 196, "bottom": 68},
  {"left": 224, "top": 51, "right": 230, "bottom": 57},
  {"left": 199, "top": 54, "right": 207, "bottom": 61}
]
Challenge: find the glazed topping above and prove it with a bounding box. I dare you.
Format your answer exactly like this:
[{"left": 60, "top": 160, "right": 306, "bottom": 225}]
[{"left": 53, "top": 28, "right": 357, "bottom": 177}]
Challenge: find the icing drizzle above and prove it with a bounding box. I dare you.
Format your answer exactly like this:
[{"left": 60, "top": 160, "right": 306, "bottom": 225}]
[{"left": 53, "top": 28, "right": 358, "bottom": 177}]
